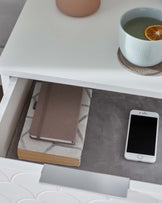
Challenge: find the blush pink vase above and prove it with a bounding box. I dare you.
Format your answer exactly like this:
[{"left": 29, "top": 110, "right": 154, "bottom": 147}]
[{"left": 56, "top": 0, "right": 101, "bottom": 17}]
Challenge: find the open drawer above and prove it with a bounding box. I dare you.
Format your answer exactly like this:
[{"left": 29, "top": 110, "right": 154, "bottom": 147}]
[{"left": 0, "top": 77, "right": 31, "bottom": 157}]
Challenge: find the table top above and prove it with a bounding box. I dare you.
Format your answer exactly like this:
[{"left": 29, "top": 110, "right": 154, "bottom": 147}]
[{"left": 0, "top": 0, "right": 162, "bottom": 98}]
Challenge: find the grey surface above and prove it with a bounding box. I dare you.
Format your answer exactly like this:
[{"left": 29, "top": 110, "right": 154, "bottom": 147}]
[
  {"left": 0, "top": 0, "right": 26, "bottom": 47},
  {"left": 7, "top": 87, "right": 162, "bottom": 185},
  {"left": 40, "top": 164, "right": 129, "bottom": 197},
  {"left": 79, "top": 90, "right": 162, "bottom": 185}
]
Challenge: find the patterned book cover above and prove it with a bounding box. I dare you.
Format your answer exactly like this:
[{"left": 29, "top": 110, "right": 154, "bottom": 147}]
[{"left": 18, "top": 82, "right": 92, "bottom": 166}]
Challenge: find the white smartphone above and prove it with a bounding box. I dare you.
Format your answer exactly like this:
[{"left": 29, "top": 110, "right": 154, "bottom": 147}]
[{"left": 125, "top": 110, "right": 159, "bottom": 163}]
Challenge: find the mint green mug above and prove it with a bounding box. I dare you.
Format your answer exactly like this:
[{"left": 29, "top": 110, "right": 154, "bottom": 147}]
[{"left": 119, "top": 7, "right": 162, "bottom": 67}]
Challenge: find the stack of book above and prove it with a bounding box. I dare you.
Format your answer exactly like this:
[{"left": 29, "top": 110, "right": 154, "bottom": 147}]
[{"left": 17, "top": 82, "right": 92, "bottom": 166}]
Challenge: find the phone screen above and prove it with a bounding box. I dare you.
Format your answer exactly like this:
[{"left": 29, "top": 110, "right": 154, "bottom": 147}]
[{"left": 127, "top": 115, "right": 157, "bottom": 155}]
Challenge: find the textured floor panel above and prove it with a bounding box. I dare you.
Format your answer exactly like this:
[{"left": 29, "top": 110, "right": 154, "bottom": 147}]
[{"left": 80, "top": 90, "right": 162, "bottom": 185}]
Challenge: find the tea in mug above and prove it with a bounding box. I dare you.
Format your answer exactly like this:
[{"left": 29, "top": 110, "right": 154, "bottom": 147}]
[{"left": 123, "top": 17, "right": 162, "bottom": 40}]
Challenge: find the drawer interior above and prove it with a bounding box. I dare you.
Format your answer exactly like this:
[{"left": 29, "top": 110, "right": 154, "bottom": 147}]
[
  {"left": 7, "top": 82, "right": 162, "bottom": 186},
  {"left": 4, "top": 81, "right": 162, "bottom": 203}
]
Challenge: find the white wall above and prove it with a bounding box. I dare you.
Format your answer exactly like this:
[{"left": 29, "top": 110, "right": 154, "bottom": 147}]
[{"left": 0, "top": 0, "right": 26, "bottom": 48}]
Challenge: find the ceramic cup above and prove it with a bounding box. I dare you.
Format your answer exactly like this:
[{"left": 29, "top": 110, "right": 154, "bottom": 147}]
[{"left": 119, "top": 7, "right": 162, "bottom": 67}]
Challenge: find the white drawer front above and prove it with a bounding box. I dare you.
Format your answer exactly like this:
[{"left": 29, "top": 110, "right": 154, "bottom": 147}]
[{"left": 0, "top": 77, "right": 31, "bottom": 157}]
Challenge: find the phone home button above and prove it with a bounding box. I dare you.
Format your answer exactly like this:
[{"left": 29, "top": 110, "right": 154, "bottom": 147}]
[{"left": 137, "top": 155, "right": 143, "bottom": 160}]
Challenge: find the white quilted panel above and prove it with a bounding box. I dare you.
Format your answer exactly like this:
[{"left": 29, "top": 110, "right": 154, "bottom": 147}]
[{"left": 0, "top": 158, "right": 161, "bottom": 203}]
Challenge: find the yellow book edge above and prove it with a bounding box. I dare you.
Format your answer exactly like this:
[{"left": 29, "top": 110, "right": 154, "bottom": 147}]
[{"left": 17, "top": 148, "right": 80, "bottom": 167}]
